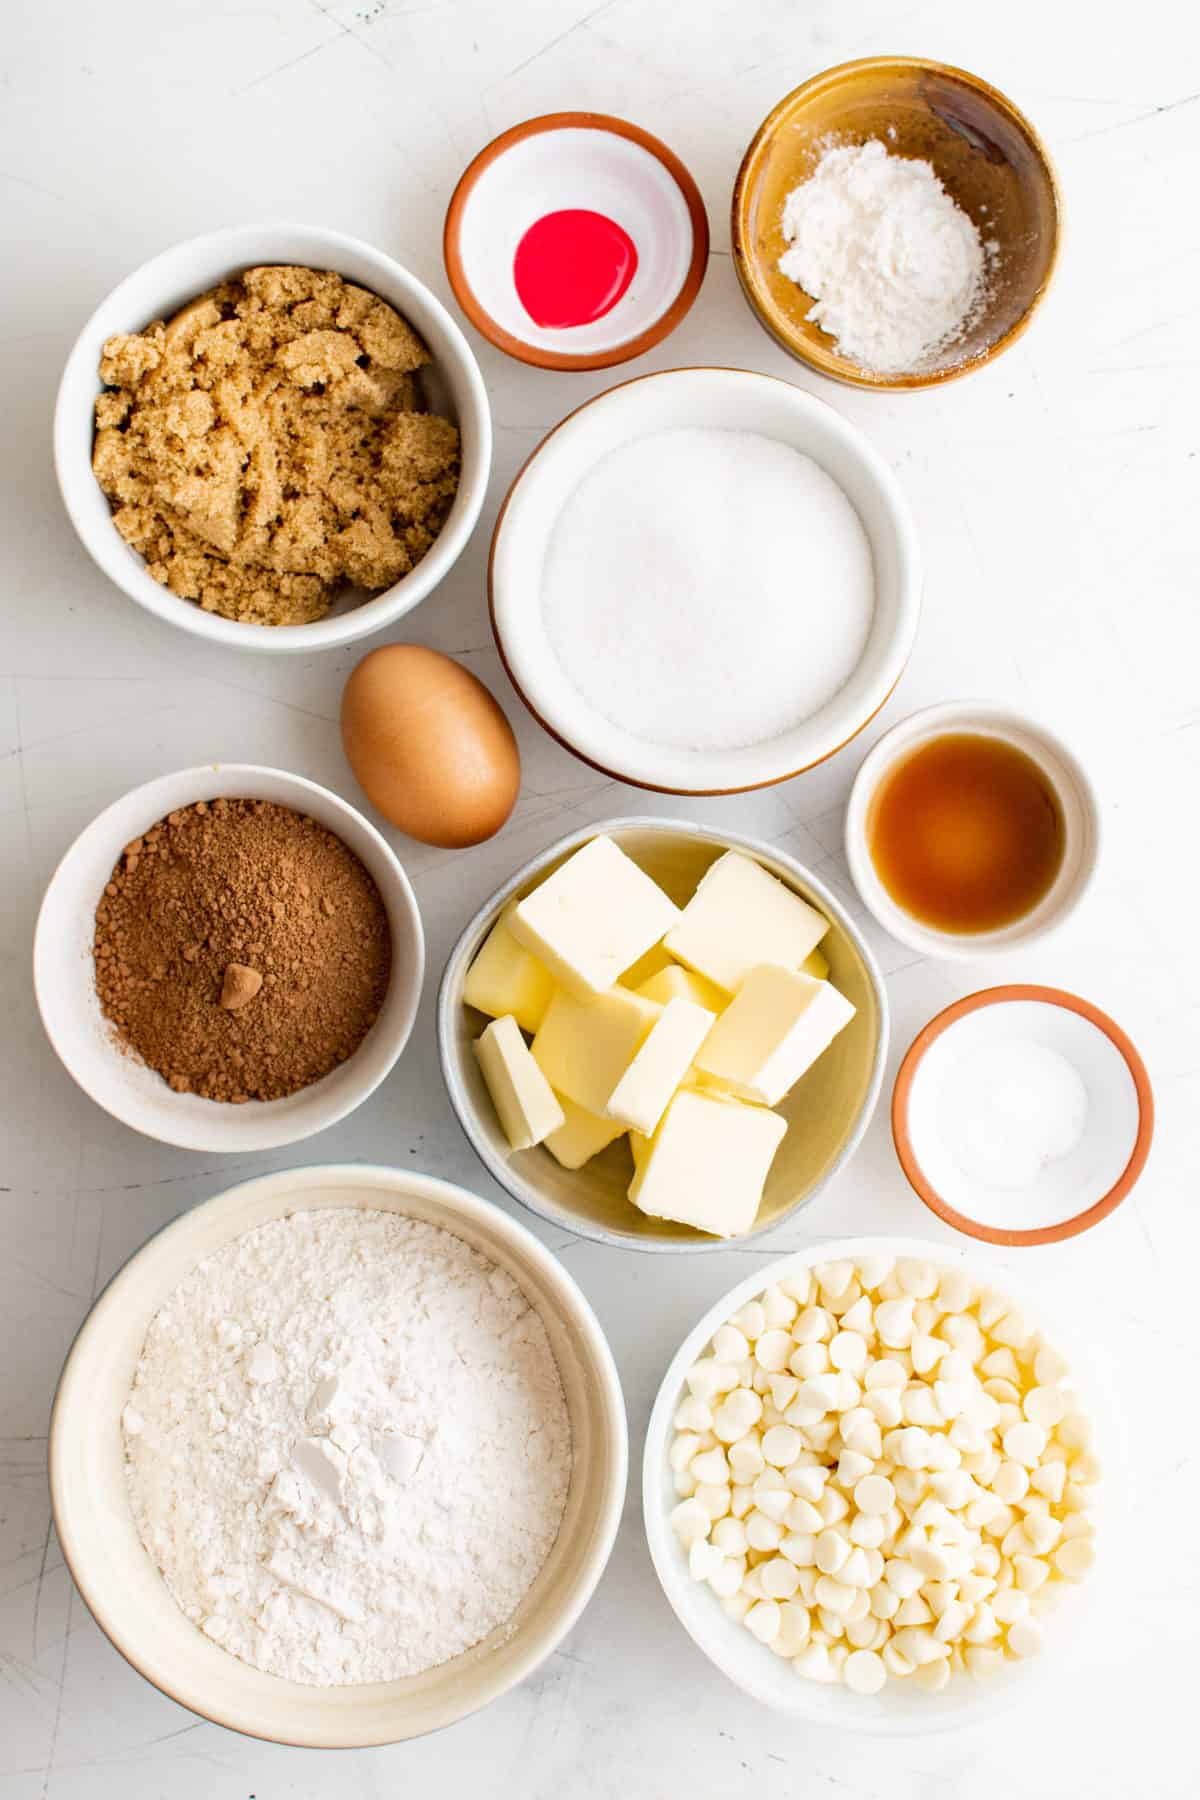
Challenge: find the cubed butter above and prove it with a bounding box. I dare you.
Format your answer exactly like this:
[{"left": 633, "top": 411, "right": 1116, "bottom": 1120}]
[
  {"left": 531, "top": 985, "right": 661, "bottom": 1115},
  {"left": 635, "top": 963, "right": 728, "bottom": 1013},
  {"left": 509, "top": 835, "right": 680, "bottom": 996},
  {"left": 629, "top": 1128, "right": 651, "bottom": 1170},
  {"left": 664, "top": 850, "right": 828, "bottom": 992},
  {"left": 606, "top": 997, "right": 716, "bottom": 1136},
  {"left": 629, "top": 1089, "right": 787, "bottom": 1238},
  {"left": 619, "top": 942, "right": 675, "bottom": 990},
  {"left": 695, "top": 965, "right": 855, "bottom": 1106},
  {"left": 544, "top": 1094, "right": 627, "bottom": 1170},
  {"left": 463, "top": 913, "right": 555, "bottom": 1035},
  {"left": 473, "top": 1015, "right": 564, "bottom": 1151}
]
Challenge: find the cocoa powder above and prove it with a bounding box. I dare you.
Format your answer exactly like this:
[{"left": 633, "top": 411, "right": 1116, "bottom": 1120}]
[{"left": 93, "top": 799, "right": 391, "bottom": 1102}]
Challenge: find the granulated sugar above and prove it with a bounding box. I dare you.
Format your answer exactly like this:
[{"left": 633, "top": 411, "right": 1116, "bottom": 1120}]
[
  {"left": 540, "top": 427, "right": 875, "bottom": 752},
  {"left": 122, "top": 1208, "right": 572, "bottom": 1686}
]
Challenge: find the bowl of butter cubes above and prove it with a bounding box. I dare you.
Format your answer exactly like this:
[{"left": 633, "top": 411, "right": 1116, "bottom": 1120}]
[
  {"left": 437, "top": 818, "right": 887, "bottom": 1250},
  {"left": 644, "top": 1238, "right": 1103, "bottom": 1730}
]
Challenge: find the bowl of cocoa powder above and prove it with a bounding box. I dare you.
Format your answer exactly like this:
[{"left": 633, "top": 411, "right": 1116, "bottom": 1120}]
[{"left": 34, "top": 766, "right": 424, "bottom": 1151}]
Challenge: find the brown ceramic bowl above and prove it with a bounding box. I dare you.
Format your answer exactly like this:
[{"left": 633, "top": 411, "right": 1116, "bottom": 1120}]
[
  {"left": 732, "top": 58, "right": 1061, "bottom": 390},
  {"left": 445, "top": 113, "right": 708, "bottom": 372}
]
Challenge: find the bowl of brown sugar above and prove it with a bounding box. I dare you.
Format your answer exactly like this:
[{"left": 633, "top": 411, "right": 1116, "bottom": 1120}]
[{"left": 34, "top": 766, "right": 424, "bottom": 1151}]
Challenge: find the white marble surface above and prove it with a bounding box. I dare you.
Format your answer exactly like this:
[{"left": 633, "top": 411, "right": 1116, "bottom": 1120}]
[{"left": 3, "top": 0, "right": 1198, "bottom": 1793}]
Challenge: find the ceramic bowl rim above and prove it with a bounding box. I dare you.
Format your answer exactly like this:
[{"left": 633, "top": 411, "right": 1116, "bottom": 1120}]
[
  {"left": 48, "top": 1161, "right": 629, "bottom": 1747},
  {"left": 891, "top": 984, "right": 1154, "bottom": 1246},
  {"left": 32, "top": 764, "right": 425, "bottom": 1152},
  {"left": 843, "top": 698, "right": 1102, "bottom": 959},
  {"left": 443, "top": 111, "right": 710, "bottom": 371},
  {"left": 731, "top": 55, "right": 1063, "bottom": 392},
  {"left": 53, "top": 221, "right": 492, "bottom": 654},
  {"left": 436, "top": 814, "right": 889, "bottom": 1253},
  {"left": 488, "top": 365, "right": 921, "bottom": 793}
]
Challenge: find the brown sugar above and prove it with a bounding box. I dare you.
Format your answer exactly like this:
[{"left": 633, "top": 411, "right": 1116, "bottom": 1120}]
[
  {"left": 92, "top": 265, "right": 461, "bottom": 626},
  {"left": 93, "top": 799, "right": 392, "bottom": 1102}
]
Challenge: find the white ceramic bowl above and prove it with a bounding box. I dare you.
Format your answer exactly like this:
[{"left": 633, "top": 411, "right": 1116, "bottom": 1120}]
[
  {"left": 34, "top": 765, "right": 424, "bottom": 1152},
  {"left": 643, "top": 1235, "right": 1106, "bottom": 1734},
  {"left": 49, "top": 1163, "right": 627, "bottom": 1746},
  {"left": 489, "top": 367, "right": 921, "bottom": 793},
  {"left": 892, "top": 985, "right": 1154, "bottom": 1246},
  {"left": 54, "top": 223, "right": 492, "bottom": 653},
  {"left": 444, "top": 112, "right": 709, "bottom": 370},
  {"left": 845, "top": 700, "right": 1101, "bottom": 958},
  {"left": 438, "top": 817, "right": 887, "bottom": 1252}
]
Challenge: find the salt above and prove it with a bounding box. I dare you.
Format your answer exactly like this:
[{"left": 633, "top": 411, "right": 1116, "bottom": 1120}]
[
  {"left": 540, "top": 427, "right": 875, "bottom": 752},
  {"left": 938, "top": 1042, "right": 1090, "bottom": 1191}
]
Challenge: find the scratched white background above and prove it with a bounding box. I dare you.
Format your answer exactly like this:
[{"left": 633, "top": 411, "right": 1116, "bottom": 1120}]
[{"left": 3, "top": 0, "right": 1199, "bottom": 1793}]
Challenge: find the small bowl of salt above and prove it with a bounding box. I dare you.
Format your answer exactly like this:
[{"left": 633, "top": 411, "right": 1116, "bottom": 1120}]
[
  {"left": 893, "top": 986, "right": 1154, "bottom": 1246},
  {"left": 732, "top": 57, "right": 1061, "bottom": 389}
]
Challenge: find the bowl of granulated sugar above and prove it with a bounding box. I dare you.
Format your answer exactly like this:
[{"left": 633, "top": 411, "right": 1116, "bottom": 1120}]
[
  {"left": 732, "top": 58, "right": 1061, "bottom": 390},
  {"left": 489, "top": 366, "right": 920, "bottom": 792}
]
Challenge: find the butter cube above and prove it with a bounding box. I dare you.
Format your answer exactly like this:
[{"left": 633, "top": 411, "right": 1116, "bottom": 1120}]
[
  {"left": 463, "top": 914, "right": 555, "bottom": 1035},
  {"left": 634, "top": 963, "right": 729, "bottom": 1013},
  {"left": 664, "top": 851, "right": 828, "bottom": 992},
  {"left": 544, "top": 1095, "right": 627, "bottom": 1170},
  {"left": 509, "top": 835, "right": 680, "bottom": 996},
  {"left": 695, "top": 965, "right": 855, "bottom": 1106},
  {"left": 629, "top": 1128, "right": 651, "bottom": 1170},
  {"left": 606, "top": 997, "right": 717, "bottom": 1136},
  {"left": 474, "top": 1015, "right": 564, "bottom": 1150},
  {"left": 801, "top": 947, "right": 830, "bottom": 981},
  {"left": 531, "top": 985, "right": 661, "bottom": 1114},
  {"left": 629, "top": 1089, "right": 787, "bottom": 1238},
  {"left": 619, "top": 943, "right": 675, "bottom": 990}
]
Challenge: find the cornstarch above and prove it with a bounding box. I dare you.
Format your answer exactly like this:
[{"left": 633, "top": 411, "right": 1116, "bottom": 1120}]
[
  {"left": 541, "top": 427, "right": 875, "bottom": 752},
  {"left": 779, "top": 139, "right": 993, "bottom": 374},
  {"left": 122, "top": 1209, "right": 572, "bottom": 1686}
]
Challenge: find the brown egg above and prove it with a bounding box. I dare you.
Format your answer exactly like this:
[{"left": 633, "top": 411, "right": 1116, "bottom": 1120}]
[{"left": 340, "top": 644, "right": 520, "bottom": 848}]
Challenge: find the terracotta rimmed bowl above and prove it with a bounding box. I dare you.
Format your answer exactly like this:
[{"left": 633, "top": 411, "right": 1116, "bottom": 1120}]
[
  {"left": 732, "top": 58, "right": 1061, "bottom": 389},
  {"left": 444, "top": 112, "right": 708, "bottom": 371},
  {"left": 33, "top": 765, "right": 424, "bottom": 1153},
  {"left": 893, "top": 986, "right": 1153, "bottom": 1246},
  {"left": 55, "top": 223, "right": 491, "bottom": 653},
  {"left": 437, "top": 817, "right": 887, "bottom": 1253},
  {"left": 845, "top": 701, "right": 1100, "bottom": 960},
  {"left": 489, "top": 366, "right": 920, "bottom": 795},
  {"left": 49, "top": 1163, "right": 627, "bottom": 1746},
  {"left": 644, "top": 1235, "right": 1111, "bottom": 1732}
]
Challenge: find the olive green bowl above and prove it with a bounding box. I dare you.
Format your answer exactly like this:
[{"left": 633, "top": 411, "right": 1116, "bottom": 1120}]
[
  {"left": 732, "top": 57, "right": 1061, "bottom": 390},
  {"left": 437, "top": 818, "right": 887, "bottom": 1252}
]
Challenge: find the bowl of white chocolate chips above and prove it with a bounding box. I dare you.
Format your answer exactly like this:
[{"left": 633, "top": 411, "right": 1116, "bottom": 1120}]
[{"left": 644, "top": 1239, "right": 1101, "bottom": 1731}]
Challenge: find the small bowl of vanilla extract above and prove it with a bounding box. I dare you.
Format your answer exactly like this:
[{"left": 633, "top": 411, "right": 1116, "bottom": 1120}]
[{"left": 844, "top": 701, "right": 1100, "bottom": 959}]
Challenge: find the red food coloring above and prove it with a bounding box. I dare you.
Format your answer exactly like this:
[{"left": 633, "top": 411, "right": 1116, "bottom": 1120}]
[{"left": 513, "top": 209, "right": 638, "bottom": 329}]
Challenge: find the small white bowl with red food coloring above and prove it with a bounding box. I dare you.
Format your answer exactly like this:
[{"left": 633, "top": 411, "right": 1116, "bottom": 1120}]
[{"left": 444, "top": 112, "right": 709, "bottom": 370}]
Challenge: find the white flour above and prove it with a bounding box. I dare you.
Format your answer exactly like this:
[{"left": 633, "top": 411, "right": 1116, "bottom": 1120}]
[
  {"left": 541, "top": 427, "right": 875, "bottom": 752},
  {"left": 779, "top": 139, "right": 993, "bottom": 373},
  {"left": 122, "top": 1209, "right": 572, "bottom": 1686}
]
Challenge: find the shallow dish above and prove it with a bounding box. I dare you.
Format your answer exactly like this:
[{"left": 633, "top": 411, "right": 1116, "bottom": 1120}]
[
  {"left": 33, "top": 765, "right": 424, "bottom": 1152},
  {"left": 892, "top": 986, "right": 1154, "bottom": 1246},
  {"left": 643, "top": 1235, "right": 1105, "bottom": 1733},
  {"left": 49, "top": 1163, "right": 627, "bottom": 1747},
  {"left": 844, "top": 700, "right": 1100, "bottom": 959},
  {"left": 732, "top": 58, "right": 1061, "bottom": 389},
  {"left": 54, "top": 223, "right": 491, "bottom": 653},
  {"left": 437, "top": 817, "right": 887, "bottom": 1252},
  {"left": 444, "top": 112, "right": 708, "bottom": 370},
  {"left": 490, "top": 367, "right": 920, "bottom": 793}
]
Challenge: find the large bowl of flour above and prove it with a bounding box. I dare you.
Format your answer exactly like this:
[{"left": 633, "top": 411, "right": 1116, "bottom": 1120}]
[
  {"left": 489, "top": 366, "right": 920, "bottom": 794},
  {"left": 49, "top": 1163, "right": 626, "bottom": 1746}
]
